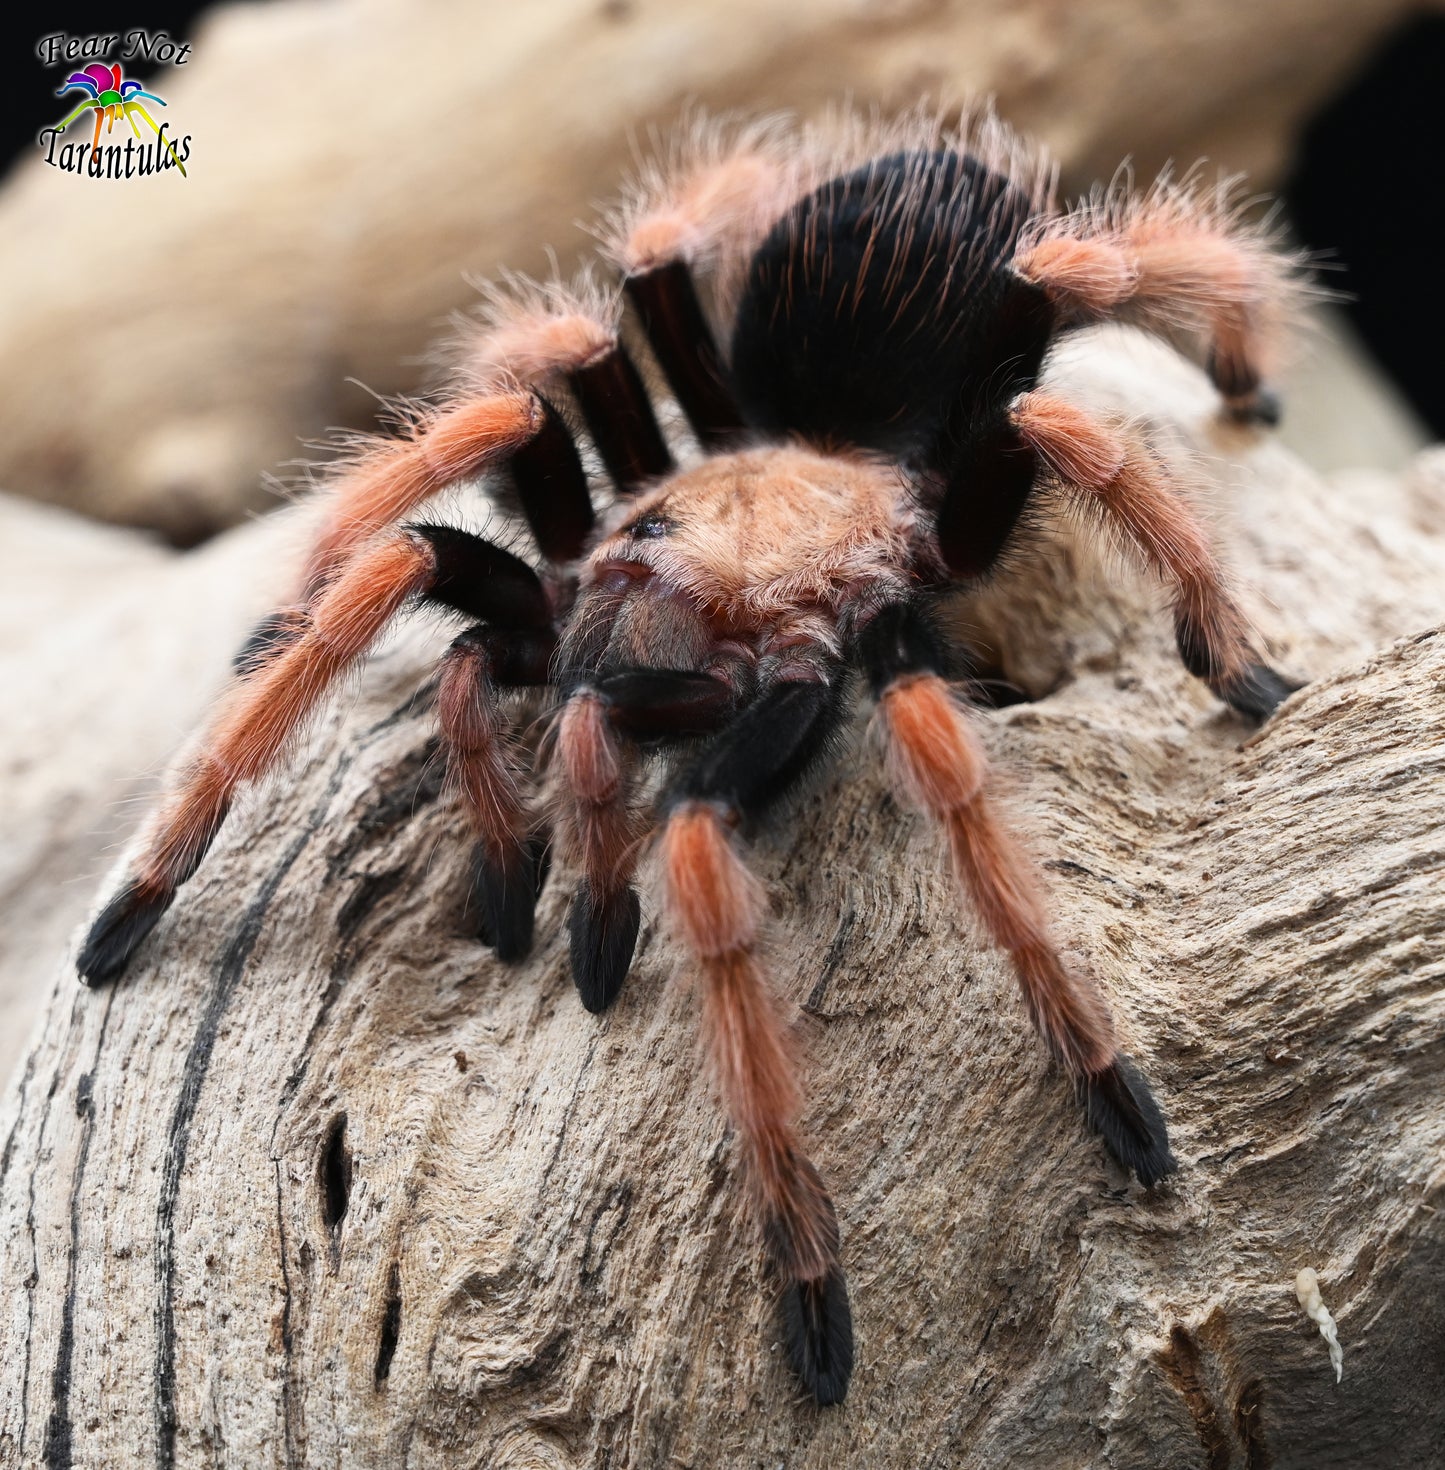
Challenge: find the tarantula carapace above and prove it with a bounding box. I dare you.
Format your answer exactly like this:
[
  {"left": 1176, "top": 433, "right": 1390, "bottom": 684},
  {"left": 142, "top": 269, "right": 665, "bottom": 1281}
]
[{"left": 78, "top": 106, "right": 1304, "bottom": 1405}]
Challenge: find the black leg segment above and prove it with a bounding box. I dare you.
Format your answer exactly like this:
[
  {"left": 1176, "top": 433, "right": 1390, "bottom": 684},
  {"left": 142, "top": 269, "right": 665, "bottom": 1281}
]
[
  {"left": 932, "top": 412, "right": 1043, "bottom": 580},
  {"left": 781, "top": 1268, "right": 855, "bottom": 1407},
  {"left": 1175, "top": 612, "right": 1300, "bottom": 723},
  {"left": 926, "top": 277, "right": 1057, "bottom": 581},
  {"left": 857, "top": 599, "right": 1034, "bottom": 708},
  {"left": 1082, "top": 1054, "right": 1177, "bottom": 1187},
  {"left": 506, "top": 396, "right": 595, "bottom": 563},
  {"left": 233, "top": 605, "right": 309, "bottom": 676},
  {"left": 77, "top": 881, "right": 175, "bottom": 986},
  {"left": 624, "top": 263, "right": 746, "bottom": 446},
  {"left": 407, "top": 524, "right": 553, "bottom": 629},
  {"left": 1216, "top": 663, "right": 1300, "bottom": 721},
  {"left": 668, "top": 676, "right": 849, "bottom": 818},
  {"left": 568, "top": 879, "right": 642, "bottom": 1013},
  {"left": 567, "top": 346, "right": 673, "bottom": 494},
  {"left": 468, "top": 836, "right": 550, "bottom": 963},
  {"left": 450, "top": 624, "right": 558, "bottom": 688},
  {"left": 856, "top": 598, "right": 952, "bottom": 693}
]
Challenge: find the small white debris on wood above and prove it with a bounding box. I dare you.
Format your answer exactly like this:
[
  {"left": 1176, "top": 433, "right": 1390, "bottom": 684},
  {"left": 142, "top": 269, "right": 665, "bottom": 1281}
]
[{"left": 1295, "top": 1268, "right": 1343, "bottom": 1383}]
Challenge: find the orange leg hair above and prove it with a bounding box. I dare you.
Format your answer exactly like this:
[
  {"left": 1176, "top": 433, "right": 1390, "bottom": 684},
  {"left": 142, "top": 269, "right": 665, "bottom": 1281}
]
[
  {"left": 78, "top": 532, "right": 435, "bottom": 984},
  {"left": 552, "top": 690, "right": 648, "bottom": 1013},
  {"left": 601, "top": 123, "right": 794, "bottom": 281},
  {"left": 437, "top": 635, "right": 531, "bottom": 867},
  {"left": 229, "top": 388, "right": 548, "bottom": 680},
  {"left": 1009, "top": 389, "right": 1291, "bottom": 715},
  {"left": 301, "top": 390, "right": 543, "bottom": 598},
  {"left": 879, "top": 672, "right": 1116, "bottom": 1076},
  {"left": 1014, "top": 189, "right": 1303, "bottom": 421},
  {"left": 661, "top": 801, "right": 850, "bottom": 1402},
  {"left": 79, "top": 525, "right": 552, "bottom": 983},
  {"left": 460, "top": 275, "right": 621, "bottom": 390},
  {"left": 437, "top": 630, "right": 544, "bottom": 962},
  {"left": 869, "top": 648, "right": 1175, "bottom": 1187}
]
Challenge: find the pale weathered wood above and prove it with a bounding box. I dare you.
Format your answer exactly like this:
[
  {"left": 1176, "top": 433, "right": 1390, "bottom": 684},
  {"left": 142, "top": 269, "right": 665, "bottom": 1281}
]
[
  {"left": 0, "top": 497, "right": 298, "bottom": 1092},
  {"left": 0, "top": 0, "right": 1430, "bottom": 539},
  {"left": 2, "top": 334, "right": 1444, "bottom": 1467}
]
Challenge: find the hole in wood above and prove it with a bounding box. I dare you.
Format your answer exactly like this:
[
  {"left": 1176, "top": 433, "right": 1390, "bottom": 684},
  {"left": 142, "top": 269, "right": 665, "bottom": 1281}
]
[
  {"left": 965, "top": 661, "right": 1035, "bottom": 709},
  {"left": 319, "top": 1114, "right": 352, "bottom": 1233},
  {"left": 375, "top": 1263, "right": 402, "bottom": 1386}
]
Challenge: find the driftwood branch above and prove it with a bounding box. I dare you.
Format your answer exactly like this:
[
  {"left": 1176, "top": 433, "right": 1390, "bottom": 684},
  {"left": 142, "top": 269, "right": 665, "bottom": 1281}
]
[{"left": 2, "top": 336, "right": 1444, "bottom": 1466}]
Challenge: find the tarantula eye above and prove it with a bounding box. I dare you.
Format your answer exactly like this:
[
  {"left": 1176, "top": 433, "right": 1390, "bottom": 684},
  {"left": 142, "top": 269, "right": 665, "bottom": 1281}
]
[{"left": 626, "top": 511, "right": 673, "bottom": 539}]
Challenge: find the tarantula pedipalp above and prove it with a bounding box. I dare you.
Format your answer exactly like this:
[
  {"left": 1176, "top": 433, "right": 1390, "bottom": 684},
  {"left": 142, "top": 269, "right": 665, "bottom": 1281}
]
[{"left": 77, "top": 104, "right": 1306, "bottom": 1407}]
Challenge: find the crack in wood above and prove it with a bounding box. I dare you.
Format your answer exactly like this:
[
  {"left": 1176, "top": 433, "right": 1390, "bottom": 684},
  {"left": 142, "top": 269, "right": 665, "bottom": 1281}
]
[
  {"left": 319, "top": 1114, "right": 352, "bottom": 1235},
  {"left": 1158, "top": 1320, "right": 1276, "bottom": 1470},
  {"left": 1158, "top": 1325, "right": 1233, "bottom": 1470},
  {"left": 42, "top": 994, "right": 115, "bottom": 1470},
  {"left": 18, "top": 997, "right": 80, "bottom": 1466},
  {"left": 804, "top": 906, "right": 858, "bottom": 1013}
]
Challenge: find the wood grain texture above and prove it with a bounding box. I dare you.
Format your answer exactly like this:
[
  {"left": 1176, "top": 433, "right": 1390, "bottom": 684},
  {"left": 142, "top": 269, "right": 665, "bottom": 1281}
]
[
  {"left": 0, "top": 0, "right": 1431, "bottom": 539},
  {"left": 2, "top": 332, "right": 1443, "bottom": 1466}
]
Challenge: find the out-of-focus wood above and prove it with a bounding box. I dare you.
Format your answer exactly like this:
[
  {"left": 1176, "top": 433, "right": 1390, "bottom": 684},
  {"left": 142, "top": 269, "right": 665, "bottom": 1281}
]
[
  {"left": 0, "top": 0, "right": 1428, "bottom": 538},
  {"left": 2, "top": 332, "right": 1442, "bottom": 1466}
]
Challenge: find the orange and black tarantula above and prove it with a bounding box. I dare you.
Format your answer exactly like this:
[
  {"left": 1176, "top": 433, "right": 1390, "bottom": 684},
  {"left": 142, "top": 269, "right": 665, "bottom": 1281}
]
[{"left": 78, "top": 106, "right": 1306, "bottom": 1405}]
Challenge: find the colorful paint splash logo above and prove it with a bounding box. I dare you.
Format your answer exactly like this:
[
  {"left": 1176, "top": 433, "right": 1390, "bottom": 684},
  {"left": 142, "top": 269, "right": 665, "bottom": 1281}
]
[
  {"left": 55, "top": 62, "right": 185, "bottom": 173},
  {"left": 41, "top": 62, "right": 190, "bottom": 179}
]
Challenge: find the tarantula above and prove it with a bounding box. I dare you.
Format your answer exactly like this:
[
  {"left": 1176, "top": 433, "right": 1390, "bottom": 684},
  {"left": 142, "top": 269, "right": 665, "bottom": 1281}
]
[{"left": 78, "top": 105, "right": 1304, "bottom": 1406}]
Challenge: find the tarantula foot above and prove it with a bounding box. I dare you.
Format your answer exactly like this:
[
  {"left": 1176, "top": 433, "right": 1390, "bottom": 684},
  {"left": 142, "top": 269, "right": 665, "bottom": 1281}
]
[
  {"left": 1222, "top": 385, "right": 1283, "bottom": 428},
  {"left": 1083, "top": 1054, "right": 1177, "bottom": 1187},
  {"left": 468, "top": 838, "right": 550, "bottom": 963},
  {"left": 232, "top": 605, "right": 309, "bottom": 676},
  {"left": 1217, "top": 663, "right": 1302, "bottom": 723},
  {"left": 77, "top": 881, "right": 172, "bottom": 986},
  {"left": 781, "top": 1267, "right": 855, "bottom": 1406},
  {"left": 567, "top": 879, "right": 641, "bottom": 1013}
]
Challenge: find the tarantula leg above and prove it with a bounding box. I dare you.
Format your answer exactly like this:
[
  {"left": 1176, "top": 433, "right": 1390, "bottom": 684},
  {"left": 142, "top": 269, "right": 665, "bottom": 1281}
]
[
  {"left": 567, "top": 346, "right": 673, "bottom": 495},
  {"left": 605, "top": 130, "right": 785, "bottom": 443},
  {"left": 1014, "top": 192, "right": 1301, "bottom": 424},
  {"left": 624, "top": 265, "right": 745, "bottom": 445},
  {"left": 591, "top": 667, "right": 737, "bottom": 740},
  {"left": 236, "top": 380, "right": 558, "bottom": 672},
  {"left": 554, "top": 669, "right": 736, "bottom": 1010},
  {"left": 555, "top": 690, "right": 646, "bottom": 1012},
  {"left": 441, "top": 625, "right": 558, "bottom": 962},
  {"left": 663, "top": 677, "right": 854, "bottom": 1406},
  {"left": 933, "top": 416, "right": 1041, "bottom": 580},
  {"left": 77, "top": 527, "right": 551, "bottom": 985},
  {"left": 861, "top": 603, "right": 1177, "bottom": 1188},
  {"left": 302, "top": 389, "right": 545, "bottom": 597},
  {"left": 1010, "top": 391, "right": 1298, "bottom": 720},
  {"left": 1079, "top": 1053, "right": 1175, "bottom": 1185},
  {"left": 229, "top": 385, "right": 546, "bottom": 676},
  {"left": 462, "top": 276, "right": 669, "bottom": 502},
  {"left": 506, "top": 396, "right": 595, "bottom": 563},
  {"left": 930, "top": 276, "right": 1057, "bottom": 579}
]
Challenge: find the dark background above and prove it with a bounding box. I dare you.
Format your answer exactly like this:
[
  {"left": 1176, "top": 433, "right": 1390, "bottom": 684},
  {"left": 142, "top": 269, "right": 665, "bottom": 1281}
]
[{"left": 3, "top": 7, "right": 1442, "bottom": 438}]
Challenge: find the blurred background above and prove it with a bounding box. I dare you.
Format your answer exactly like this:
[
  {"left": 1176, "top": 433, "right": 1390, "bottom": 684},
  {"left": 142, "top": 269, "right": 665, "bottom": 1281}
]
[{"left": 2, "top": 0, "right": 1442, "bottom": 1088}]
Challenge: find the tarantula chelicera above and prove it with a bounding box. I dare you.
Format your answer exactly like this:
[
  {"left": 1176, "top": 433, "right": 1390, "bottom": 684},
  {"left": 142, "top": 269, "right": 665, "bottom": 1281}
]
[{"left": 78, "top": 106, "right": 1305, "bottom": 1405}]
